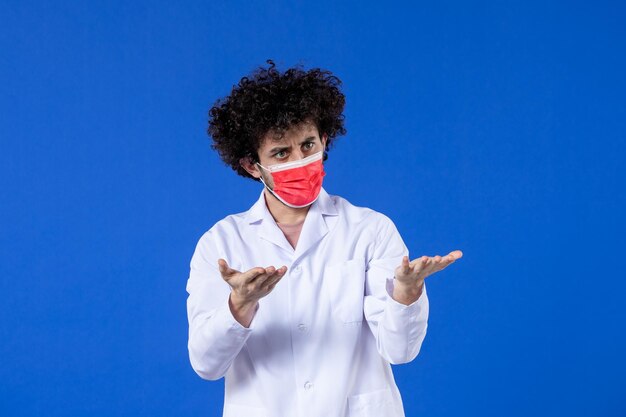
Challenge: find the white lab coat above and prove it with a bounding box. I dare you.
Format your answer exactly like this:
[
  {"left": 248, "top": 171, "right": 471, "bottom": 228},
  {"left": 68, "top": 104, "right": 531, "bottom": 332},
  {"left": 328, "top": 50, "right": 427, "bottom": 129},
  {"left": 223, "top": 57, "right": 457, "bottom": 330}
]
[{"left": 186, "top": 186, "right": 429, "bottom": 417}]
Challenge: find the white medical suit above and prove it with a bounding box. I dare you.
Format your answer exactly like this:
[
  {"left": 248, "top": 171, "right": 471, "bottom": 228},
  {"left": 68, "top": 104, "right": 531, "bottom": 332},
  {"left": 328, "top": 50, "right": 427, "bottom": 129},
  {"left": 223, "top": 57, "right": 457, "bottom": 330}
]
[{"left": 186, "top": 186, "right": 429, "bottom": 417}]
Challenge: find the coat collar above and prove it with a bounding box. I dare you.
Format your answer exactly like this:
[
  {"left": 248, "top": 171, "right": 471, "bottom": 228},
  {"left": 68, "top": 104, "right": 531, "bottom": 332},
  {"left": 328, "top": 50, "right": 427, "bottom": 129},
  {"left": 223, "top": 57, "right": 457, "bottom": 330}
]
[
  {"left": 245, "top": 186, "right": 338, "bottom": 223},
  {"left": 245, "top": 186, "right": 339, "bottom": 258}
]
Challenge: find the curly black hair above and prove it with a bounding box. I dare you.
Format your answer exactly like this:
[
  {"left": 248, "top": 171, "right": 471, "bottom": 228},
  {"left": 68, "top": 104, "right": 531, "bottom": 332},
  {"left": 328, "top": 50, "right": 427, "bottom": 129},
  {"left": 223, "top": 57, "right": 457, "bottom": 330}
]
[{"left": 207, "top": 59, "right": 347, "bottom": 180}]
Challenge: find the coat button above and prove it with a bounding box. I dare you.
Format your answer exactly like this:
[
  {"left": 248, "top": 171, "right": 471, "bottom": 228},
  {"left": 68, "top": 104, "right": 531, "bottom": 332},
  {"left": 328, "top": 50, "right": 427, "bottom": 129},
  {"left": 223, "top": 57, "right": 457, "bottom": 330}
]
[
  {"left": 293, "top": 265, "right": 302, "bottom": 274},
  {"left": 297, "top": 323, "right": 307, "bottom": 332},
  {"left": 304, "top": 381, "right": 313, "bottom": 390}
]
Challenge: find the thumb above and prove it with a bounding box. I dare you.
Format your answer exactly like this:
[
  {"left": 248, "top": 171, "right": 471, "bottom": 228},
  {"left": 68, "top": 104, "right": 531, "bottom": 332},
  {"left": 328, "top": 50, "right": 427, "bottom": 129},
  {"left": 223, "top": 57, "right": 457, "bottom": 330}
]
[
  {"left": 217, "top": 258, "right": 237, "bottom": 277},
  {"left": 401, "top": 255, "right": 410, "bottom": 272}
]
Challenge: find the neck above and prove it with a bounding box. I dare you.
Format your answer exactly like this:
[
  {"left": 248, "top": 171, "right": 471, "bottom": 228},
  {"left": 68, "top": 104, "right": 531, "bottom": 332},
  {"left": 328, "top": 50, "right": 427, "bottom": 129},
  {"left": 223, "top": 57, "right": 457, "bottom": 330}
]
[{"left": 263, "top": 188, "right": 311, "bottom": 224}]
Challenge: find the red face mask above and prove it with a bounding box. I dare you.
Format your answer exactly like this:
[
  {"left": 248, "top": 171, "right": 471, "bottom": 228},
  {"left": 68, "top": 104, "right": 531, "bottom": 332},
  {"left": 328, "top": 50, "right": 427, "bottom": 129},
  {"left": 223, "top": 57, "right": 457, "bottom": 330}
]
[{"left": 257, "top": 151, "right": 326, "bottom": 208}]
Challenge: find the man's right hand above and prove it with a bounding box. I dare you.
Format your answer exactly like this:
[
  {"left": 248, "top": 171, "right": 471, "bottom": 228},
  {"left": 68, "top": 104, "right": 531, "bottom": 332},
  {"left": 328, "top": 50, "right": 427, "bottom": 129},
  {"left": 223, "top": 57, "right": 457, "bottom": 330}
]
[{"left": 217, "top": 258, "right": 288, "bottom": 327}]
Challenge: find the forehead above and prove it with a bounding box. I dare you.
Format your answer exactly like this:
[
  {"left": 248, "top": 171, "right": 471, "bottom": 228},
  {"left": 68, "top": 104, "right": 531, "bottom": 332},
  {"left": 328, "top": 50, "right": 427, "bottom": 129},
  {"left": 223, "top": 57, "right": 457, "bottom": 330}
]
[{"left": 259, "top": 121, "right": 319, "bottom": 149}]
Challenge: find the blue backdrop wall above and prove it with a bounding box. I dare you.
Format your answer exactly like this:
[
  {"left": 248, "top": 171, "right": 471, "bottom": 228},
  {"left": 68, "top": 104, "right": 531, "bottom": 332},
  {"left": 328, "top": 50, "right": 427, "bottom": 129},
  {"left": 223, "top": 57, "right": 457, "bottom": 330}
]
[{"left": 1, "top": 1, "right": 625, "bottom": 416}]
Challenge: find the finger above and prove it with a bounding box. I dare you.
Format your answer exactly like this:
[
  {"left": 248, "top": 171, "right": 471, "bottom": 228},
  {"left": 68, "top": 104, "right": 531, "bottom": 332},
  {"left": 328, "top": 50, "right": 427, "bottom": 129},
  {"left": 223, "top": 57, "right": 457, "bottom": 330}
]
[
  {"left": 402, "top": 255, "right": 410, "bottom": 273},
  {"left": 409, "top": 255, "right": 427, "bottom": 268},
  {"left": 270, "top": 266, "right": 288, "bottom": 277},
  {"left": 262, "top": 271, "right": 284, "bottom": 291},
  {"left": 432, "top": 254, "right": 452, "bottom": 272},
  {"left": 440, "top": 251, "right": 460, "bottom": 264},
  {"left": 433, "top": 255, "right": 446, "bottom": 269},
  {"left": 420, "top": 257, "right": 435, "bottom": 275},
  {"left": 242, "top": 267, "right": 268, "bottom": 283},
  {"left": 218, "top": 258, "right": 239, "bottom": 277},
  {"left": 428, "top": 251, "right": 461, "bottom": 275},
  {"left": 449, "top": 250, "right": 463, "bottom": 260},
  {"left": 217, "top": 258, "right": 228, "bottom": 273},
  {"left": 415, "top": 255, "right": 432, "bottom": 273},
  {"left": 407, "top": 256, "right": 421, "bottom": 275},
  {"left": 249, "top": 266, "right": 279, "bottom": 285},
  {"left": 406, "top": 256, "right": 423, "bottom": 277}
]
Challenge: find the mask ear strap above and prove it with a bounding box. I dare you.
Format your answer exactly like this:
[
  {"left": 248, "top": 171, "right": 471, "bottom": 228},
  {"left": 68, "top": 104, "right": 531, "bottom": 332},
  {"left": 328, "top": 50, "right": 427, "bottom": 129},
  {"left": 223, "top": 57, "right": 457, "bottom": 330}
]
[
  {"left": 256, "top": 162, "right": 269, "bottom": 172},
  {"left": 258, "top": 173, "right": 283, "bottom": 205},
  {"left": 257, "top": 164, "right": 271, "bottom": 189}
]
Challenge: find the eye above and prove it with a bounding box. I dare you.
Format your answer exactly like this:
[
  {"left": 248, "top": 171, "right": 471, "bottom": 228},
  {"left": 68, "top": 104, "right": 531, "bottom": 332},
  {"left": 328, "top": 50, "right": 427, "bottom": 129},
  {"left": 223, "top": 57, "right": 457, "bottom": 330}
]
[
  {"left": 303, "top": 141, "right": 315, "bottom": 150},
  {"left": 274, "top": 150, "right": 288, "bottom": 159}
]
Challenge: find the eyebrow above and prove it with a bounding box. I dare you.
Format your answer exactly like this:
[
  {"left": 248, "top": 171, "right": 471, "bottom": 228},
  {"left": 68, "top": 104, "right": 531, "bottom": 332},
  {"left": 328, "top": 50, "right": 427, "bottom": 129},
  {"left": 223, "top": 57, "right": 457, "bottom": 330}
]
[{"left": 267, "top": 136, "right": 317, "bottom": 154}]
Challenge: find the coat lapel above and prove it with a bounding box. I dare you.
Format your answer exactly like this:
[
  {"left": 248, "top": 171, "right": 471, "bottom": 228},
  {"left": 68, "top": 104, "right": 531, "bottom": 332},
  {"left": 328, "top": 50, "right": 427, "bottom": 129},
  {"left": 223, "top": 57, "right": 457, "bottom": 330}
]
[
  {"left": 245, "top": 186, "right": 339, "bottom": 260},
  {"left": 246, "top": 189, "right": 294, "bottom": 254},
  {"left": 293, "top": 188, "right": 338, "bottom": 260}
]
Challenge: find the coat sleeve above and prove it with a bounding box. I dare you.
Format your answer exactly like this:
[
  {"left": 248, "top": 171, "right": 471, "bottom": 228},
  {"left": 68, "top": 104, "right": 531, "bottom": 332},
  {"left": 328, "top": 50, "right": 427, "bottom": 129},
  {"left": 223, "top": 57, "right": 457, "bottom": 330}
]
[
  {"left": 186, "top": 229, "right": 254, "bottom": 380},
  {"left": 363, "top": 213, "right": 430, "bottom": 364}
]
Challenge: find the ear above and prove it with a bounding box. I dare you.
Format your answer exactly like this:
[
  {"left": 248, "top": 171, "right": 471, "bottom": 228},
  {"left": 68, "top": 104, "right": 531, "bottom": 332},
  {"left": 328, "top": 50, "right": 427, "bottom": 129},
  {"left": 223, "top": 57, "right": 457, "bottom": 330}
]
[{"left": 239, "top": 156, "right": 262, "bottom": 179}]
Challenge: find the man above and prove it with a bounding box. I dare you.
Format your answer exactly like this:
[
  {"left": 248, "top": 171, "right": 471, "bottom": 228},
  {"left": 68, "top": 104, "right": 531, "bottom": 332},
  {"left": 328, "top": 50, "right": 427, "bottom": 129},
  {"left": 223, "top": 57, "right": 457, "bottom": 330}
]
[{"left": 186, "top": 59, "right": 463, "bottom": 417}]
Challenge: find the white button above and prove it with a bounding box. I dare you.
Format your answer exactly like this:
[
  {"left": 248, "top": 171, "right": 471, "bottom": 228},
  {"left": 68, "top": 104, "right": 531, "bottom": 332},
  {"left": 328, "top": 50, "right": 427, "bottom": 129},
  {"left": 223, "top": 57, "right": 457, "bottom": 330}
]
[
  {"left": 304, "top": 381, "right": 313, "bottom": 390},
  {"left": 297, "top": 323, "right": 307, "bottom": 332},
  {"left": 293, "top": 265, "right": 302, "bottom": 274}
]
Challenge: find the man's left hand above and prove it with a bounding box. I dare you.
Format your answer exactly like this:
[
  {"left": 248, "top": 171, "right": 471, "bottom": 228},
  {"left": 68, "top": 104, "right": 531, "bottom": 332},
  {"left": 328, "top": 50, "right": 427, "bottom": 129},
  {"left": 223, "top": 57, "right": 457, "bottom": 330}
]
[{"left": 392, "top": 250, "right": 463, "bottom": 305}]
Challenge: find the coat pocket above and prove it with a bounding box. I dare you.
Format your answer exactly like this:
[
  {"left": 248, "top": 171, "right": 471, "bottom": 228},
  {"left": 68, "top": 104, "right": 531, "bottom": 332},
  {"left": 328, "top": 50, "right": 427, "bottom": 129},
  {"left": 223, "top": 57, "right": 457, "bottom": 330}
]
[
  {"left": 348, "top": 387, "right": 395, "bottom": 417},
  {"left": 324, "top": 258, "right": 366, "bottom": 324}
]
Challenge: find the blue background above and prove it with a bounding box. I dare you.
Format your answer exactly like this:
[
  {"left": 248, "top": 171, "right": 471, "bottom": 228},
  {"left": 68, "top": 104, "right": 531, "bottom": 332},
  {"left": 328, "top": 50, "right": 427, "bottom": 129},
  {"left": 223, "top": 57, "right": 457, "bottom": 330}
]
[{"left": 1, "top": 1, "right": 625, "bottom": 416}]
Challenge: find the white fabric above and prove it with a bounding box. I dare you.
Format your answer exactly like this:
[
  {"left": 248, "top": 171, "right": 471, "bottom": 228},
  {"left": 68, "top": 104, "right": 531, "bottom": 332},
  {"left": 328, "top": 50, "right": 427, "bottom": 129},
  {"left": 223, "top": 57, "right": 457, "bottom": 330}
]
[
  {"left": 186, "top": 186, "right": 429, "bottom": 417},
  {"left": 257, "top": 150, "right": 323, "bottom": 172}
]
